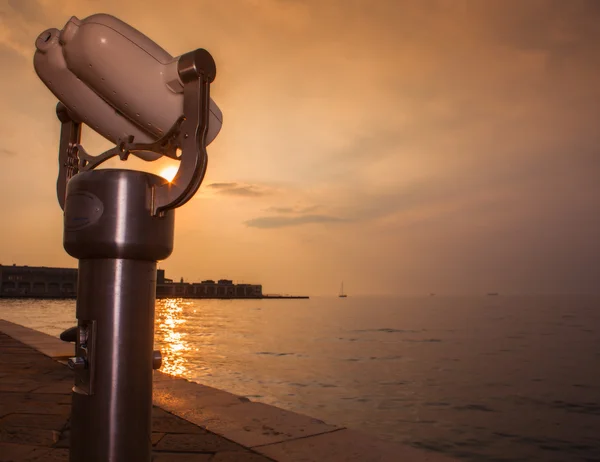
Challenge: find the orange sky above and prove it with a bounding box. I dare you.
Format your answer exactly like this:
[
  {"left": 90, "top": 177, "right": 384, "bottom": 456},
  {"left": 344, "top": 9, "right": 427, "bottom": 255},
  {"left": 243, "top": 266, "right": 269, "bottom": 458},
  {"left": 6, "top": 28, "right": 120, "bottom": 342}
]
[{"left": 1, "top": 0, "right": 599, "bottom": 295}]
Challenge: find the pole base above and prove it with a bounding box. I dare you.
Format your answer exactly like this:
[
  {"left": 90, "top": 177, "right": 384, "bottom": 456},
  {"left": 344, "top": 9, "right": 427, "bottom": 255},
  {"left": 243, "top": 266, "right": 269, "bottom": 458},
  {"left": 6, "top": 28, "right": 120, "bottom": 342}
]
[{"left": 64, "top": 170, "right": 175, "bottom": 462}]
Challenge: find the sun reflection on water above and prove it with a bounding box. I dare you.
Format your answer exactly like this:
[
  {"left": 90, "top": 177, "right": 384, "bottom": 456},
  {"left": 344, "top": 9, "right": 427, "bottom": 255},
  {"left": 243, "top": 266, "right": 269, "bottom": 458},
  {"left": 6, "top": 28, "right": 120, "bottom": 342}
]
[{"left": 155, "top": 298, "right": 192, "bottom": 376}]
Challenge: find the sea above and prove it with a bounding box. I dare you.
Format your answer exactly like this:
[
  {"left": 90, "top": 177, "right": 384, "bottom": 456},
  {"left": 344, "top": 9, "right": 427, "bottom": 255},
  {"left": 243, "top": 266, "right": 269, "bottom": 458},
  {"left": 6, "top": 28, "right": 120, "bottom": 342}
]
[{"left": 0, "top": 295, "right": 598, "bottom": 462}]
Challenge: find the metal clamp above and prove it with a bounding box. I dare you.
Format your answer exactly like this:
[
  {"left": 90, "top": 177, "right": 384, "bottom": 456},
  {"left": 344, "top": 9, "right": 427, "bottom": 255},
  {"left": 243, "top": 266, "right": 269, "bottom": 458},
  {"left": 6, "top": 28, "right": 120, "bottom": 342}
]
[
  {"left": 55, "top": 48, "right": 216, "bottom": 215},
  {"left": 152, "top": 49, "right": 215, "bottom": 215},
  {"left": 56, "top": 103, "right": 81, "bottom": 210},
  {"left": 70, "top": 320, "right": 96, "bottom": 395}
]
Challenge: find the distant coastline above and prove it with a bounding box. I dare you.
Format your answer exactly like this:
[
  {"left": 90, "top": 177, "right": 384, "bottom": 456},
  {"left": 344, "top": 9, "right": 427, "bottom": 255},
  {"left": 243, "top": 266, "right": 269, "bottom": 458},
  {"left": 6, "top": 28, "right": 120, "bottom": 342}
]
[{"left": 0, "top": 264, "right": 308, "bottom": 300}]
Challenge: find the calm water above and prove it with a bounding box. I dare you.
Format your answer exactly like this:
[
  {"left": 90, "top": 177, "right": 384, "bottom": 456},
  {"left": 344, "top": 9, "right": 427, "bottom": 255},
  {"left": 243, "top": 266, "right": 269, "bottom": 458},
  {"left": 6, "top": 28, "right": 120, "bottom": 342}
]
[{"left": 1, "top": 295, "right": 599, "bottom": 461}]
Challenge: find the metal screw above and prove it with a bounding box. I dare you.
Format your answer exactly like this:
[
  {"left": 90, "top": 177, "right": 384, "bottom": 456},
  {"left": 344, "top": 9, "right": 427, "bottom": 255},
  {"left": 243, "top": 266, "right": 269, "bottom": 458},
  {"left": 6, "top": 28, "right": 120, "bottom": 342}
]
[
  {"left": 68, "top": 357, "right": 87, "bottom": 370},
  {"left": 152, "top": 350, "right": 162, "bottom": 370}
]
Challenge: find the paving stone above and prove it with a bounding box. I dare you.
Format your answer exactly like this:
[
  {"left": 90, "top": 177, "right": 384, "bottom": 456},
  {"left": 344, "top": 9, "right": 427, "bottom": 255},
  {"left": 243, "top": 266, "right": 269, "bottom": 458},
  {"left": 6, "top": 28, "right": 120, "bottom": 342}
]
[
  {"left": 0, "top": 425, "right": 56, "bottom": 446},
  {"left": 0, "top": 382, "right": 42, "bottom": 393},
  {"left": 152, "top": 432, "right": 165, "bottom": 446},
  {"left": 155, "top": 433, "right": 245, "bottom": 453},
  {"left": 0, "top": 392, "right": 71, "bottom": 404},
  {"left": 255, "top": 428, "right": 457, "bottom": 462},
  {"left": 0, "top": 414, "right": 68, "bottom": 431},
  {"left": 0, "top": 442, "right": 37, "bottom": 460},
  {"left": 0, "top": 400, "right": 71, "bottom": 417},
  {"left": 0, "top": 322, "right": 73, "bottom": 359},
  {"left": 52, "top": 429, "right": 69, "bottom": 449},
  {"left": 30, "top": 382, "right": 72, "bottom": 394},
  {"left": 0, "top": 348, "right": 35, "bottom": 354},
  {"left": 153, "top": 376, "right": 244, "bottom": 411},
  {"left": 25, "top": 448, "right": 69, "bottom": 461},
  {"left": 41, "top": 370, "right": 72, "bottom": 380},
  {"left": 152, "top": 453, "right": 213, "bottom": 461},
  {"left": 23, "top": 396, "right": 69, "bottom": 407},
  {"left": 178, "top": 401, "right": 338, "bottom": 448},
  {"left": 152, "top": 407, "right": 206, "bottom": 434},
  {"left": 212, "top": 450, "right": 274, "bottom": 461}
]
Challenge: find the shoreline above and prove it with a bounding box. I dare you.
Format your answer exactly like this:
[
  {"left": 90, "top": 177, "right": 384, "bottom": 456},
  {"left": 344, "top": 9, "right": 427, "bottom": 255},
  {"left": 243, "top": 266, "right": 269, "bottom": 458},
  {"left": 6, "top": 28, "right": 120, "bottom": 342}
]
[
  {"left": 0, "top": 295, "right": 310, "bottom": 300},
  {"left": 0, "top": 318, "right": 455, "bottom": 461}
]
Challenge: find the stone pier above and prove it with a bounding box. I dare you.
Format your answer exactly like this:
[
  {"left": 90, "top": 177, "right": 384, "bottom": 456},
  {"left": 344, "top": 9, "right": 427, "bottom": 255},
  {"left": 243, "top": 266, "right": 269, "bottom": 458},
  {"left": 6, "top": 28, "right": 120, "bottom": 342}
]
[{"left": 0, "top": 319, "right": 455, "bottom": 461}]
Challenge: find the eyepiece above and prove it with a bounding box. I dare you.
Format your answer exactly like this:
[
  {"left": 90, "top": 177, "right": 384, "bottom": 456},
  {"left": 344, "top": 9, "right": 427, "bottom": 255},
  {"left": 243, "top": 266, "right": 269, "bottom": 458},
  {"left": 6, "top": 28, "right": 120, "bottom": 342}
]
[{"left": 35, "top": 28, "right": 60, "bottom": 52}]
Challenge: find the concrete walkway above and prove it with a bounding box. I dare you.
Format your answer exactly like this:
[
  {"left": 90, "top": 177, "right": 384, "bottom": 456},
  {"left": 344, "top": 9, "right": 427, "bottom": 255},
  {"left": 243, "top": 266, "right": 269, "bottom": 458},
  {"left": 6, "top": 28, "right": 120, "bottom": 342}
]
[{"left": 0, "top": 331, "right": 273, "bottom": 461}]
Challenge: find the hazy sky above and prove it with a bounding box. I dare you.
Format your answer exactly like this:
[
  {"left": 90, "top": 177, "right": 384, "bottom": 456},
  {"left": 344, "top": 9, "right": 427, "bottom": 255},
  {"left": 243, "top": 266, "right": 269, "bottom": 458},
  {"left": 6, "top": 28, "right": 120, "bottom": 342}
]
[{"left": 1, "top": 0, "right": 599, "bottom": 295}]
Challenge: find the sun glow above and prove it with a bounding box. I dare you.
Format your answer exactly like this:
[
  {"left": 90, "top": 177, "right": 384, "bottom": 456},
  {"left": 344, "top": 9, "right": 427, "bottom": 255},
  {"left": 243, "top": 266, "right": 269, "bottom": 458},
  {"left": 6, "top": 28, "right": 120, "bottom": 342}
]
[
  {"left": 155, "top": 298, "right": 191, "bottom": 376},
  {"left": 159, "top": 166, "right": 178, "bottom": 182}
]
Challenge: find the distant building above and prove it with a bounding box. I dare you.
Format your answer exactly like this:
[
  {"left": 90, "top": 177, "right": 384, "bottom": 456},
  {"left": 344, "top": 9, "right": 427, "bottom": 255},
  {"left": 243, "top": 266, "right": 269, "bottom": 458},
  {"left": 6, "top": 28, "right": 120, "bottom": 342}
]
[
  {"left": 157, "top": 269, "right": 172, "bottom": 284},
  {"left": 0, "top": 265, "right": 262, "bottom": 299},
  {"left": 0, "top": 264, "right": 77, "bottom": 298},
  {"left": 155, "top": 272, "right": 262, "bottom": 299}
]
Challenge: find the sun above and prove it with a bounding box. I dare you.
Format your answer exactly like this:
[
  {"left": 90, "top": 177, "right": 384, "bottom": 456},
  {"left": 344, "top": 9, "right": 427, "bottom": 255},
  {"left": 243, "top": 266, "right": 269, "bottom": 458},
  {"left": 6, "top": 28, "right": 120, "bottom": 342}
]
[{"left": 159, "top": 166, "right": 178, "bottom": 182}]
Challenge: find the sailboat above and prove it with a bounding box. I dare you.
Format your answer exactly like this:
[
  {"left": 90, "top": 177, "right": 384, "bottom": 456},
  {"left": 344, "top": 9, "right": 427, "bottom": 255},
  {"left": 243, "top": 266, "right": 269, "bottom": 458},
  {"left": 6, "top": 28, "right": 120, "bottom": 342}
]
[{"left": 339, "top": 282, "right": 347, "bottom": 298}]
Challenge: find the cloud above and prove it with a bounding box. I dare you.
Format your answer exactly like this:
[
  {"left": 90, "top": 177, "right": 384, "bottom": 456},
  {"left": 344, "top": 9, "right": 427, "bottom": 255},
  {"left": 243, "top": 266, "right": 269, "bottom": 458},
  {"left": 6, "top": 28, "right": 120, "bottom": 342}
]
[
  {"left": 206, "top": 182, "right": 270, "bottom": 197},
  {"left": 265, "top": 205, "right": 321, "bottom": 214},
  {"left": 0, "top": 0, "right": 53, "bottom": 58},
  {"left": 245, "top": 214, "right": 344, "bottom": 228},
  {"left": 6, "top": 0, "right": 47, "bottom": 22},
  {"left": 265, "top": 206, "right": 295, "bottom": 213},
  {"left": 1, "top": 0, "right": 600, "bottom": 295},
  {"left": 207, "top": 182, "right": 237, "bottom": 189}
]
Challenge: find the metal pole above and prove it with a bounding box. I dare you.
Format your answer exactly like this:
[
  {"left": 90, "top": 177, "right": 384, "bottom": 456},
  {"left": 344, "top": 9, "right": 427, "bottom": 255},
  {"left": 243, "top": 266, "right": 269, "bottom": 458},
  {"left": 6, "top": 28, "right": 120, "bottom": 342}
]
[{"left": 64, "top": 169, "right": 174, "bottom": 462}]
